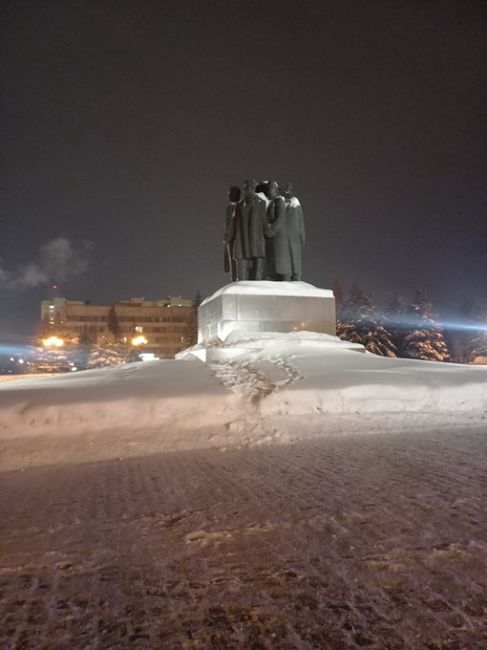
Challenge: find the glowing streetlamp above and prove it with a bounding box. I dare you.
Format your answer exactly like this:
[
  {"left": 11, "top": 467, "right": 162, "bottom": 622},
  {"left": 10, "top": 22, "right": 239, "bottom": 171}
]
[
  {"left": 42, "top": 336, "right": 64, "bottom": 348},
  {"left": 131, "top": 335, "right": 148, "bottom": 347}
]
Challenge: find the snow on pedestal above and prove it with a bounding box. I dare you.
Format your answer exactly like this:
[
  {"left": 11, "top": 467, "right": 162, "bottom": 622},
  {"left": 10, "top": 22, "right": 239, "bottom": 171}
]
[{"left": 198, "top": 281, "right": 336, "bottom": 343}]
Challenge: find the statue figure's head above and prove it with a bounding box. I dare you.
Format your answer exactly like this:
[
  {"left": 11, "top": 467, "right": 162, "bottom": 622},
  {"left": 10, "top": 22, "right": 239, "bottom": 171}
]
[
  {"left": 228, "top": 186, "right": 241, "bottom": 203},
  {"left": 267, "top": 180, "right": 280, "bottom": 199},
  {"left": 243, "top": 179, "right": 257, "bottom": 198},
  {"left": 282, "top": 182, "right": 294, "bottom": 199}
]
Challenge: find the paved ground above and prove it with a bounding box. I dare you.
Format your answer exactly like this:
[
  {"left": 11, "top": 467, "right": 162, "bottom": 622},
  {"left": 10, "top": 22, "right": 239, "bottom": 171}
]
[{"left": 1, "top": 429, "right": 486, "bottom": 649}]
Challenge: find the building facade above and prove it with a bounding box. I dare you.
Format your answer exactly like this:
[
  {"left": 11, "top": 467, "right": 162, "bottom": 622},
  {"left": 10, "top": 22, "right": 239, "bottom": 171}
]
[{"left": 40, "top": 296, "right": 197, "bottom": 358}]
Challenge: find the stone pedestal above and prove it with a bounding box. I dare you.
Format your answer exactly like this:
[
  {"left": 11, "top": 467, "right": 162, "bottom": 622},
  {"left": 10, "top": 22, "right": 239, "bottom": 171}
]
[{"left": 198, "top": 281, "right": 336, "bottom": 343}]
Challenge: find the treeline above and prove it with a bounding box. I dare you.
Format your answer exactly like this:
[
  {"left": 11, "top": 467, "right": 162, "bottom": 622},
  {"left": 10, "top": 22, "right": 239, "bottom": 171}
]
[{"left": 333, "top": 282, "right": 487, "bottom": 364}]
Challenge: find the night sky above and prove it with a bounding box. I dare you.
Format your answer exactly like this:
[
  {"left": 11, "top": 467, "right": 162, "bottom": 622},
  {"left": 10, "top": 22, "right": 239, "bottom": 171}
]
[{"left": 1, "top": 0, "right": 486, "bottom": 341}]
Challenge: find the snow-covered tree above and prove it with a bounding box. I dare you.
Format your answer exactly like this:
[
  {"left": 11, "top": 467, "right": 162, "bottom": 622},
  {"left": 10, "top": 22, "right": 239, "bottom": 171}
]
[
  {"left": 399, "top": 290, "right": 450, "bottom": 362},
  {"left": 461, "top": 299, "right": 487, "bottom": 364},
  {"left": 86, "top": 335, "right": 134, "bottom": 369},
  {"left": 28, "top": 346, "right": 72, "bottom": 374},
  {"left": 465, "top": 333, "right": 487, "bottom": 364},
  {"left": 337, "top": 284, "right": 397, "bottom": 357},
  {"left": 443, "top": 298, "right": 476, "bottom": 363},
  {"left": 383, "top": 292, "right": 408, "bottom": 351}
]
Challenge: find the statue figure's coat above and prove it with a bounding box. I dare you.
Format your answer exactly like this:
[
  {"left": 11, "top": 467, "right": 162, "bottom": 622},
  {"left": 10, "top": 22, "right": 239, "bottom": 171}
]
[
  {"left": 267, "top": 196, "right": 305, "bottom": 278},
  {"left": 232, "top": 194, "right": 268, "bottom": 260}
]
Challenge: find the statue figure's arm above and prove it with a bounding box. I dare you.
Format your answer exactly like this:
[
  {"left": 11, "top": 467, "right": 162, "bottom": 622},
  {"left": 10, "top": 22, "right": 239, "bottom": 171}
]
[{"left": 223, "top": 203, "right": 236, "bottom": 243}]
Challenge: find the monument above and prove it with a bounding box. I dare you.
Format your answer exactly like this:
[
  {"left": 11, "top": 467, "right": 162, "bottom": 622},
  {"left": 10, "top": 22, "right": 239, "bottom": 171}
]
[{"left": 198, "top": 179, "right": 336, "bottom": 344}]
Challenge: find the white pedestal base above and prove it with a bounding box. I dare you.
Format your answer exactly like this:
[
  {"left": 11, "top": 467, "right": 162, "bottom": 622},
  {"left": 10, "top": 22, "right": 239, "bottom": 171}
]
[{"left": 198, "top": 281, "right": 336, "bottom": 343}]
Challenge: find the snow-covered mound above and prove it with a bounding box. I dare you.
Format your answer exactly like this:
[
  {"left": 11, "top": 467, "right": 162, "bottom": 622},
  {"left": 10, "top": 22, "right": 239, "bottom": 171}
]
[{"left": 1, "top": 332, "right": 486, "bottom": 469}]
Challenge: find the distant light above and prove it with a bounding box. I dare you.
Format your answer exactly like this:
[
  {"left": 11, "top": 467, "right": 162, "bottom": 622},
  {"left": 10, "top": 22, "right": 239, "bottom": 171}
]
[
  {"left": 18, "top": 359, "right": 24, "bottom": 364},
  {"left": 71, "top": 367, "right": 78, "bottom": 372},
  {"left": 42, "top": 336, "right": 64, "bottom": 348},
  {"left": 52, "top": 284, "right": 58, "bottom": 289},
  {"left": 131, "top": 335, "right": 148, "bottom": 346}
]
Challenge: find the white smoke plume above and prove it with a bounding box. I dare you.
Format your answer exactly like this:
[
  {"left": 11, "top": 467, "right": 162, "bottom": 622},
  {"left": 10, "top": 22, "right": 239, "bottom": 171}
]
[{"left": 0, "top": 238, "right": 93, "bottom": 290}]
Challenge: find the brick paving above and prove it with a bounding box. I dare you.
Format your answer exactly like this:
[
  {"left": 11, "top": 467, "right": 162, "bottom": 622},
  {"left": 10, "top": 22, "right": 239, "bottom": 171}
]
[{"left": 1, "top": 428, "right": 487, "bottom": 649}]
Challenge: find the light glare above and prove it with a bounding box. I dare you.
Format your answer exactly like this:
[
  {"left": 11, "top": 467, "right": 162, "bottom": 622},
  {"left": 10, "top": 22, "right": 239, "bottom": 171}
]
[
  {"left": 42, "top": 336, "right": 64, "bottom": 348},
  {"left": 131, "top": 335, "right": 148, "bottom": 346}
]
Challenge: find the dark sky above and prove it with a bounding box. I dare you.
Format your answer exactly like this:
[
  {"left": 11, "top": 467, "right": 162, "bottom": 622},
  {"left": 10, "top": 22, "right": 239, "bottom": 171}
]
[{"left": 1, "top": 0, "right": 486, "bottom": 341}]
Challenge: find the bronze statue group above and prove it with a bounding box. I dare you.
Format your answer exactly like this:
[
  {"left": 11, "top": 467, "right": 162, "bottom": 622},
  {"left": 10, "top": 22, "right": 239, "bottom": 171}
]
[{"left": 223, "top": 180, "right": 305, "bottom": 282}]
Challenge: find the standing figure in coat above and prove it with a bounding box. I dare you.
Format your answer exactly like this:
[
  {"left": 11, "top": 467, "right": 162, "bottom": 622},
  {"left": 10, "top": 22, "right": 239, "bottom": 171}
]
[
  {"left": 232, "top": 179, "right": 268, "bottom": 280},
  {"left": 263, "top": 180, "right": 288, "bottom": 280},
  {"left": 223, "top": 185, "right": 241, "bottom": 282},
  {"left": 282, "top": 182, "right": 305, "bottom": 280},
  {"left": 265, "top": 181, "right": 305, "bottom": 280}
]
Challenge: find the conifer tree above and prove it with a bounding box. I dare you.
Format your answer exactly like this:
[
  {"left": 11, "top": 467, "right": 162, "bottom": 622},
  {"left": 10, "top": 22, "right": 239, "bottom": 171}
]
[
  {"left": 78, "top": 326, "right": 94, "bottom": 345},
  {"left": 107, "top": 306, "right": 121, "bottom": 340},
  {"left": 193, "top": 289, "right": 202, "bottom": 307},
  {"left": 177, "top": 292, "right": 200, "bottom": 348},
  {"left": 465, "top": 332, "right": 487, "bottom": 363},
  {"left": 400, "top": 290, "right": 450, "bottom": 361},
  {"left": 337, "top": 284, "right": 397, "bottom": 357},
  {"left": 28, "top": 345, "right": 71, "bottom": 374},
  {"left": 442, "top": 298, "right": 475, "bottom": 363},
  {"left": 463, "top": 299, "right": 487, "bottom": 363},
  {"left": 383, "top": 292, "right": 408, "bottom": 351},
  {"left": 86, "top": 334, "right": 133, "bottom": 369},
  {"left": 331, "top": 280, "right": 344, "bottom": 320}
]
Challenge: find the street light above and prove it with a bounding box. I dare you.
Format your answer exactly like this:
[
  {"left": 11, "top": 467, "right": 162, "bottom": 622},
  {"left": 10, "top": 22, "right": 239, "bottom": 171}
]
[
  {"left": 131, "top": 335, "right": 148, "bottom": 347},
  {"left": 42, "top": 336, "right": 64, "bottom": 348}
]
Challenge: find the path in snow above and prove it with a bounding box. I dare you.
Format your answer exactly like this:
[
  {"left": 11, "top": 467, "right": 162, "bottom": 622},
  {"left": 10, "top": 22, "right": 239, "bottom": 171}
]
[
  {"left": 1, "top": 428, "right": 486, "bottom": 649},
  {"left": 209, "top": 357, "right": 303, "bottom": 404}
]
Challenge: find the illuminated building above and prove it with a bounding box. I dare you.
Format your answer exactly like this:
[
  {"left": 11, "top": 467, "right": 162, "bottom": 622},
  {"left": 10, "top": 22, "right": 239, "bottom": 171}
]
[{"left": 40, "top": 296, "right": 196, "bottom": 358}]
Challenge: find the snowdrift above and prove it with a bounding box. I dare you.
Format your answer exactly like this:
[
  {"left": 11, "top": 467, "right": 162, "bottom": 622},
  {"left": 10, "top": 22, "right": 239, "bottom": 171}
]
[{"left": 1, "top": 332, "right": 486, "bottom": 469}]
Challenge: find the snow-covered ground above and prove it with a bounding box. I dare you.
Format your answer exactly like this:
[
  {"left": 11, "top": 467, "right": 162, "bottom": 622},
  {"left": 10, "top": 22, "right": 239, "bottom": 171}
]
[
  {"left": 2, "top": 331, "right": 487, "bottom": 648},
  {"left": 1, "top": 331, "right": 486, "bottom": 470}
]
